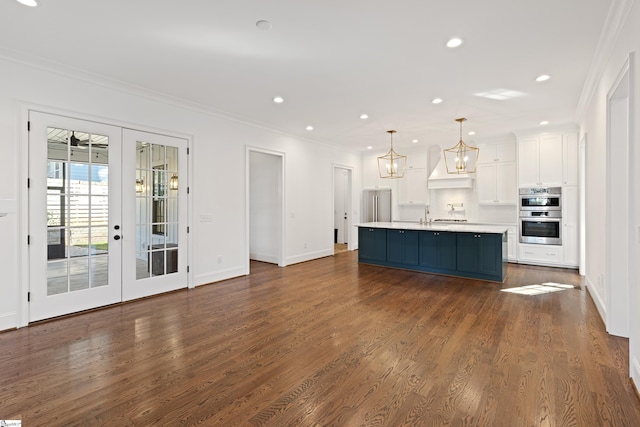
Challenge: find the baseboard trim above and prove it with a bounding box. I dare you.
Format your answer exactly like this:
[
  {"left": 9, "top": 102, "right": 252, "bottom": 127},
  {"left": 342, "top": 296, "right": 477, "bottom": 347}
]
[
  {"left": 585, "top": 275, "right": 606, "bottom": 327},
  {"left": 286, "top": 249, "right": 334, "bottom": 266},
  {"left": 194, "top": 267, "right": 247, "bottom": 287}
]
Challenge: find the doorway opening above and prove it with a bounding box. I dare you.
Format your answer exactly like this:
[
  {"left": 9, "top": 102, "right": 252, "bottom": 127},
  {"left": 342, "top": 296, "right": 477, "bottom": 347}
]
[
  {"left": 247, "top": 148, "right": 285, "bottom": 270},
  {"left": 333, "top": 165, "right": 352, "bottom": 254}
]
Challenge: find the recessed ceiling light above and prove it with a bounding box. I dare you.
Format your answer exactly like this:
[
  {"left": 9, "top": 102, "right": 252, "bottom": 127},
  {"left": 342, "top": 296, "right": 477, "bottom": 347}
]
[
  {"left": 305, "top": 125, "right": 313, "bottom": 131},
  {"left": 17, "top": 0, "right": 38, "bottom": 5},
  {"left": 468, "top": 131, "right": 476, "bottom": 136},
  {"left": 536, "top": 74, "right": 550, "bottom": 82},
  {"left": 432, "top": 98, "right": 443, "bottom": 104},
  {"left": 360, "top": 114, "right": 369, "bottom": 120},
  {"left": 446, "top": 38, "right": 463, "bottom": 48},
  {"left": 273, "top": 96, "right": 284, "bottom": 103},
  {"left": 539, "top": 120, "right": 549, "bottom": 125},
  {"left": 366, "top": 146, "right": 373, "bottom": 150},
  {"left": 256, "top": 20, "right": 272, "bottom": 31},
  {"left": 412, "top": 139, "right": 419, "bottom": 143}
]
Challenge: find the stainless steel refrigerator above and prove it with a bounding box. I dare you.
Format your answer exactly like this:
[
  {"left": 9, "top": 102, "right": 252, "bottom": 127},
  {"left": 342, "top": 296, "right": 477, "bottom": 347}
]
[{"left": 363, "top": 189, "right": 392, "bottom": 222}]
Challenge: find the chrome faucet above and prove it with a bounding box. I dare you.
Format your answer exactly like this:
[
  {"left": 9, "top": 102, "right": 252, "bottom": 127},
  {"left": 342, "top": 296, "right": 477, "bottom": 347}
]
[{"left": 425, "top": 206, "right": 431, "bottom": 224}]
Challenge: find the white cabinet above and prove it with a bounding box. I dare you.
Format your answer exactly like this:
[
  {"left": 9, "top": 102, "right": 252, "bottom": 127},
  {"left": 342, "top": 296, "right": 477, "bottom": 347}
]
[
  {"left": 477, "top": 162, "right": 516, "bottom": 204},
  {"left": 518, "top": 243, "right": 564, "bottom": 266},
  {"left": 476, "top": 139, "right": 517, "bottom": 205},
  {"left": 478, "top": 141, "right": 516, "bottom": 164},
  {"left": 397, "top": 168, "right": 427, "bottom": 205},
  {"left": 562, "top": 186, "right": 579, "bottom": 266},
  {"left": 518, "top": 134, "right": 563, "bottom": 187},
  {"left": 563, "top": 133, "right": 578, "bottom": 186}
]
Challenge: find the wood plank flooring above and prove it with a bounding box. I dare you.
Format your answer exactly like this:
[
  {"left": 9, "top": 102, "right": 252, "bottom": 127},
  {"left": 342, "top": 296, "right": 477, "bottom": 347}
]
[{"left": 1, "top": 250, "right": 639, "bottom": 426}]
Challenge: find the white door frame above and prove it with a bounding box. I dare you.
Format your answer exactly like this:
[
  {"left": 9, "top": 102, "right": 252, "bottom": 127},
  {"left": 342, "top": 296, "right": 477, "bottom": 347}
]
[
  {"left": 245, "top": 146, "right": 286, "bottom": 272},
  {"left": 332, "top": 164, "right": 353, "bottom": 252},
  {"left": 605, "top": 54, "right": 634, "bottom": 338},
  {"left": 17, "top": 103, "right": 193, "bottom": 327}
]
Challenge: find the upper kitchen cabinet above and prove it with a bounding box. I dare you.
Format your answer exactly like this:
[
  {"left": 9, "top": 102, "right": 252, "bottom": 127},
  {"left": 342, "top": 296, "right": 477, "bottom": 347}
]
[
  {"left": 477, "top": 162, "right": 517, "bottom": 204},
  {"left": 477, "top": 141, "right": 516, "bottom": 164},
  {"left": 476, "top": 139, "right": 516, "bottom": 204},
  {"left": 517, "top": 134, "right": 563, "bottom": 187}
]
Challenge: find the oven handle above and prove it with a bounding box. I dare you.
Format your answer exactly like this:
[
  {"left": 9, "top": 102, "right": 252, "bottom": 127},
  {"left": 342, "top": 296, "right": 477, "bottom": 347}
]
[{"left": 520, "top": 217, "right": 561, "bottom": 222}]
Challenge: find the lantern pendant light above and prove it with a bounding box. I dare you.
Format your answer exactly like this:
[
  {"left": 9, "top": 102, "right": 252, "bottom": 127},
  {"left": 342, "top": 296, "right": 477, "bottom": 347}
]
[
  {"left": 377, "top": 130, "right": 407, "bottom": 179},
  {"left": 443, "top": 118, "right": 479, "bottom": 174}
]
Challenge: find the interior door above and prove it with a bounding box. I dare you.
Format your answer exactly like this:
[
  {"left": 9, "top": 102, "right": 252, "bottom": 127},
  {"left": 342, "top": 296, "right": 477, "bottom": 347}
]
[
  {"left": 29, "top": 112, "right": 122, "bottom": 322},
  {"left": 121, "top": 129, "right": 188, "bottom": 300}
]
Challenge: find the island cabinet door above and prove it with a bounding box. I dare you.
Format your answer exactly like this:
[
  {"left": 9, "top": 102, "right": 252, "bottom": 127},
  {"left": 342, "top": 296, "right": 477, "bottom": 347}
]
[
  {"left": 387, "top": 230, "right": 419, "bottom": 265},
  {"left": 419, "top": 231, "right": 456, "bottom": 270},
  {"left": 358, "top": 228, "right": 387, "bottom": 262},
  {"left": 456, "top": 233, "right": 502, "bottom": 276}
]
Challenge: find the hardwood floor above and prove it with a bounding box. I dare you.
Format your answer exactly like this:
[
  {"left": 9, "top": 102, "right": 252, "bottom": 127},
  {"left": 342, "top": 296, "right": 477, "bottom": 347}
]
[{"left": 1, "top": 251, "right": 639, "bottom": 426}]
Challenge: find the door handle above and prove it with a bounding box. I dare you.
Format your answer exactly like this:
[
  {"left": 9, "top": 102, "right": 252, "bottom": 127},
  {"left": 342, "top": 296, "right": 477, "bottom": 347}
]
[{"left": 113, "top": 235, "right": 121, "bottom": 241}]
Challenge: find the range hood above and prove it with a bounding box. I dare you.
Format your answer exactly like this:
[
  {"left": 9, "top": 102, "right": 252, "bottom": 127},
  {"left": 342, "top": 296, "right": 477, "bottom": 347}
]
[{"left": 428, "top": 153, "right": 474, "bottom": 189}]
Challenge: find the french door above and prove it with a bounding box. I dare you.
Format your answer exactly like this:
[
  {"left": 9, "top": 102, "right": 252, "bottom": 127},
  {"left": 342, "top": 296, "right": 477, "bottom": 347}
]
[{"left": 29, "top": 112, "right": 188, "bottom": 322}]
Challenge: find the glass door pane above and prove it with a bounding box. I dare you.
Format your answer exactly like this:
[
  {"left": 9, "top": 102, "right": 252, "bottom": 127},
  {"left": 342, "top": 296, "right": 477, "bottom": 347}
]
[{"left": 123, "top": 129, "right": 187, "bottom": 301}]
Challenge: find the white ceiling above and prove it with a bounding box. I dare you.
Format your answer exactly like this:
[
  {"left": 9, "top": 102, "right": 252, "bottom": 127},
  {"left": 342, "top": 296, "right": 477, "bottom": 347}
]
[{"left": 0, "top": 0, "right": 614, "bottom": 151}]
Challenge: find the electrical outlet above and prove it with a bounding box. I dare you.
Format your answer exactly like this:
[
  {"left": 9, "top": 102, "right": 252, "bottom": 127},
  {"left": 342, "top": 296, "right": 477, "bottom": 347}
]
[
  {"left": 217, "top": 255, "right": 222, "bottom": 264},
  {"left": 304, "top": 242, "right": 307, "bottom": 249}
]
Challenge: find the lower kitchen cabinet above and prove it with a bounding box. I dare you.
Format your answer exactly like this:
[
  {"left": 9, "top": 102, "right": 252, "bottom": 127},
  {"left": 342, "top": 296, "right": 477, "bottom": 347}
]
[
  {"left": 387, "top": 229, "right": 419, "bottom": 265},
  {"left": 358, "top": 226, "right": 507, "bottom": 282},
  {"left": 419, "top": 231, "right": 457, "bottom": 270},
  {"left": 358, "top": 227, "right": 387, "bottom": 262},
  {"left": 456, "top": 232, "right": 504, "bottom": 279}
]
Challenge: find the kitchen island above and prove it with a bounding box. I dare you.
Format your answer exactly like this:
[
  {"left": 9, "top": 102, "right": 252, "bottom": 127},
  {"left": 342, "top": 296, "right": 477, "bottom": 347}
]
[{"left": 358, "top": 222, "right": 508, "bottom": 282}]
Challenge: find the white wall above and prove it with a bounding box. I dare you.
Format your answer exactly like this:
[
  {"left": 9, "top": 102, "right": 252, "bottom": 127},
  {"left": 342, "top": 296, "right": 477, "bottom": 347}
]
[
  {"left": 0, "top": 56, "right": 362, "bottom": 330},
  {"left": 579, "top": 0, "right": 640, "bottom": 389}
]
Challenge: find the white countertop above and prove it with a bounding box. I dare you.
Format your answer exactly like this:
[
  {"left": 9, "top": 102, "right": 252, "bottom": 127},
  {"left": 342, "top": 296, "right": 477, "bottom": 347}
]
[{"left": 357, "top": 221, "right": 509, "bottom": 234}]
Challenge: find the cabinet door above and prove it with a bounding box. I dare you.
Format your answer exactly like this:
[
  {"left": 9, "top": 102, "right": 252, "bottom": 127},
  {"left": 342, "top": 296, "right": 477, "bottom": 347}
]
[
  {"left": 456, "top": 233, "right": 478, "bottom": 273},
  {"left": 438, "top": 232, "right": 457, "bottom": 270},
  {"left": 562, "top": 186, "right": 579, "bottom": 266},
  {"left": 387, "top": 230, "right": 419, "bottom": 265},
  {"left": 476, "top": 163, "right": 497, "bottom": 204},
  {"left": 477, "top": 143, "right": 497, "bottom": 164},
  {"left": 507, "top": 227, "right": 517, "bottom": 261},
  {"left": 538, "top": 134, "right": 563, "bottom": 185},
  {"left": 404, "top": 230, "right": 420, "bottom": 265},
  {"left": 496, "top": 162, "right": 516, "bottom": 204},
  {"left": 478, "top": 234, "right": 501, "bottom": 276},
  {"left": 386, "top": 230, "right": 405, "bottom": 263},
  {"left": 420, "top": 231, "right": 456, "bottom": 269},
  {"left": 359, "top": 228, "right": 387, "bottom": 261},
  {"left": 419, "top": 232, "right": 438, "bottom": 268},
  {"left": 518, "top": 137, "right": 540, "bottom": 187}
]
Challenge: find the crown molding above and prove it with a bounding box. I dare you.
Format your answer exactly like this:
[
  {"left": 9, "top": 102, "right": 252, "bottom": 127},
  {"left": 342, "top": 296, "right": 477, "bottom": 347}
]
[
  {"left": 0, "top": 47, "right": 358, "bottom": 154},
  {"left": 575, "top": 0, "right": 636, "bottom": 119}
]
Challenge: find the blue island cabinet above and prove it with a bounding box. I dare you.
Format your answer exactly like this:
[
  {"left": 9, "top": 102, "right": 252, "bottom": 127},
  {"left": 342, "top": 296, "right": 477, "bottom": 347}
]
[
  {"left": 456, "top": 232, "right": 504, "bottom": 280},
  {"left": 387, "top": 229, "right": 419, "bottom": 265},
  {"left": 357, "top": 225, "right": 507, "bottom": 282},
  {"left": 419, "top": 231, "right": 457, "bottom": 271},
  {"left": 358, "top": 227, "right": 387, "bottom": 262}
]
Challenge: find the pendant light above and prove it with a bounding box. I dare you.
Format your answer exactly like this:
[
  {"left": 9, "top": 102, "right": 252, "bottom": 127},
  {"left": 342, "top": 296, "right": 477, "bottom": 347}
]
[
  {"left": 377, "top": 130, "right": 407, "bottom": 179},
  {"left": 443, "top": 118, "right": 479, "bottom": 174}
]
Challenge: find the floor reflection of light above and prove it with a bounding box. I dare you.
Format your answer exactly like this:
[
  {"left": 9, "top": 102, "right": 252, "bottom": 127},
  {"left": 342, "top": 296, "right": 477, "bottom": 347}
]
[{"left": 501, "top": 282, "right": 574, "bottom": 295}]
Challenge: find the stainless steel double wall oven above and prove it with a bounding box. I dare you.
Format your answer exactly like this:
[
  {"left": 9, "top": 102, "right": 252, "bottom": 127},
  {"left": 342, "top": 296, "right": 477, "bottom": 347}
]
[{"left": 519, "top": 187, "right": 562, "bottom": 245}]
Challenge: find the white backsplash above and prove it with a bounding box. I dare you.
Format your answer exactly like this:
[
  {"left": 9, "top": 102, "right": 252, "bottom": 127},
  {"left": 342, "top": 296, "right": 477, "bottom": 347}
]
[{"left": 396, "top": 187, "right": 517, "bottom": 224}]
